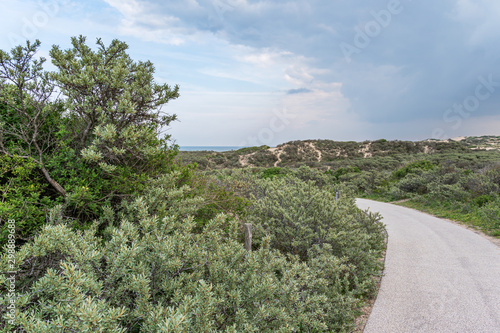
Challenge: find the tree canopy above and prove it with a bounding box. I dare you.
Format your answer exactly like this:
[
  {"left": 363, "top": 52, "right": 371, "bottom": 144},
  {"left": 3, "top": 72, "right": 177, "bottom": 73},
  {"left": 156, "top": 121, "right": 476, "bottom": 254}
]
[
  {"left": 0, "top": 36, "right": 179, "bottom": 196},
  {"left": 0, "top": 36, "right": 180, "bottom": 241}
]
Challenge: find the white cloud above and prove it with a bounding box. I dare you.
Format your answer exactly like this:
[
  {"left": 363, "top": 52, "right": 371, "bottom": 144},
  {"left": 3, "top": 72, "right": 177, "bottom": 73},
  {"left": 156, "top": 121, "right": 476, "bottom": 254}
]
[
  {"left": 103, "top": 0, "right": 143, "bottom": 17},
  {"left": 238, "top": 48, "right": 293, "bottom": 68},
  {"left": 118, "top": 19, "right": 186, "bottom": 45},
  {"left": 451, "top": 0, "right": 500, "bottom": 46},
  {"left": 282, "top": 82, "right": 351, "bottom": 128},
  {"left": 3, "top": 0, "right": 500, "bottom": 145},
  {"left": 102, "top": 0, "right": 191, "bottom": 44}
]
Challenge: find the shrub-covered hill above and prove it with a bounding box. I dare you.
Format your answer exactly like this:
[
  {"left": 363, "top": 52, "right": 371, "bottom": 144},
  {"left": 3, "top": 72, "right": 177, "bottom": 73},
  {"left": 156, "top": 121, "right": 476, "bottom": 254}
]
[
  {"left": 176, "top": 136, "right": 499, "bottom": 170},
  {"left": 178, "top": 136, "right": 500, "bottom": 239},
  {"left": 454, "top": 135, "right": 500, "bottom": 150}
]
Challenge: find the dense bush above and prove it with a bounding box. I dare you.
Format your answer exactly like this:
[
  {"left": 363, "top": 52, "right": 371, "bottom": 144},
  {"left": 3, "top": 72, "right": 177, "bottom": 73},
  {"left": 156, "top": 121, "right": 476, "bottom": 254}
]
[
  {"left": 0, "top": 156, "right": 59, "bottom": 246},
  {"left": 478, "top": 197, "right": 500, "bottom": 235},
  {"left": 248, "top": 176, "right": 385, "bottom": 298},
  {"left": 291, "top": 166, "right": 331, "bottom": 187},
  {"left": 0, "top": 37, "right": 179, "bottom": 245},
  {"left": 330, "top": 166, "right": 361, "bottom": 180},
  {"left": 0, "top": 173, "right": 381, "bottom": 332},
  {"left": 392, "top": 160, "right": 435, "bottom": 179},
  {"left": 459, "top": 173, "right": 499, "bottom": 197},
  {"left": 260, "top": 167, "right": 288, "bottom": 180}
]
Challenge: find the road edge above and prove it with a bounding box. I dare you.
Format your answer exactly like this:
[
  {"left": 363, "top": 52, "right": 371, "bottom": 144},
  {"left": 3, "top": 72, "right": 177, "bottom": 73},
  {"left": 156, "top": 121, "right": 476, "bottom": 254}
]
[{"left": 353, "top": 202, "right": 389, "bottom": 332}]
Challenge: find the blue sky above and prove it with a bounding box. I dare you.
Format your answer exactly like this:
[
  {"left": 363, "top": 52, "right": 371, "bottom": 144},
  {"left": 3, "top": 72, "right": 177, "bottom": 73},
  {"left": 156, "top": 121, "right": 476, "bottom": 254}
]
[{"left": 2, "top": 0, "right": 500, "bottom": 146}]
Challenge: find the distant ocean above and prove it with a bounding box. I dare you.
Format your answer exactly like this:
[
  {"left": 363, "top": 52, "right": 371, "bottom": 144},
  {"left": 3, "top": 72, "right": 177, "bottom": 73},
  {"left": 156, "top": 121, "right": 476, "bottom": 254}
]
[{"left": 179, "top": 146, "right": 244, "bottom": 152}]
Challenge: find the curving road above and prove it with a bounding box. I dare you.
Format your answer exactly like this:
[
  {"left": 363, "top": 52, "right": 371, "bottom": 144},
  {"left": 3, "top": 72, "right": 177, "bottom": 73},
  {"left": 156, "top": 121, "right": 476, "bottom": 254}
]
[{"left": 356, "top": 199, "right": 500, "bottom": 333}]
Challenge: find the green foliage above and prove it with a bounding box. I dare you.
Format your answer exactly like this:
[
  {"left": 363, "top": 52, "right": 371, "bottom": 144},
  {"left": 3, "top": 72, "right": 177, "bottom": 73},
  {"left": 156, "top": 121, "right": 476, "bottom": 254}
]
[
  {"left": 248, "top": 176, "right": 385, "bottom": 298},
  {"left": 331, "top": 166, "right": 361, "bottom": 180},
  {"left": 363, "top": 156, "right": 500, "bottom": 236},
  {"left": 473, "top": 194, "right": 495, "bottom": 207},
  {"left": 290, "top": 166, "right": 331, "bottom": 188},
  {"left": 248, "top": 150, "right": 279, "bottom": 167},
  {"left": 0, "top": 156, "right": 59, "bottom": 246},
  {"left": 392, "top": 159, "right": 435, "bottom": 179},
  {"left": 187, "top": 173, "right": 250, "bottom": 227},
  {"left": 235, "top": 145, "right": 270, "bottom": 154},
  {"left": 0, "top": 37, "right": 180, "bottom": 244},
  {"left": 478, "top": 197, "right": 500, "bottom": 235},
  {"left": 260, "top": 167, "right": 287, "bottom": 179},
  {"left": 0, "top": 173, "right": 375, "bottom": 332},
  {"left": 50, "top": 35, "right": 179, "bottom": 181},
  {"left": 459, "top": 173, "right": 499, "bottom": 197},
  {"left": 0, "top": 40, "right": 69, "bottom": 199}
]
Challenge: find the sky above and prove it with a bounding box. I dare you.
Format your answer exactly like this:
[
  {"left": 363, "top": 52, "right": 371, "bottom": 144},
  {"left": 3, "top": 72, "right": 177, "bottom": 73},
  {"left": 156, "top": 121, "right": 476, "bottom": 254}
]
[{"left": 1, "top": 0, "right": 500, "bottom": 146}]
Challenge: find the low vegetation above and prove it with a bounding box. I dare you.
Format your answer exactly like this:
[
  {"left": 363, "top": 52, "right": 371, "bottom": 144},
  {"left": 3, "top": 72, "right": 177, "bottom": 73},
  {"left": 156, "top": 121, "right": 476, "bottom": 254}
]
[
  {"left": 177, "top": 137, "right": 480, "bottom": 169},
  {"left": 179, "top": 136, "right": 500, "bottom": 238}
]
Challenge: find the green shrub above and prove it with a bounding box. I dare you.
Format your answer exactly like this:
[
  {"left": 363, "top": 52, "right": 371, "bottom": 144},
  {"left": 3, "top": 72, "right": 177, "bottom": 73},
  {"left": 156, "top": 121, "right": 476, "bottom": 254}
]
[
  {"left": 485, "top": 164, "right": 500, "bottom": 187},
  {"left": 0, "top": 37, "right": 180, "bottom": 243},
  {"left": 1, "top": 173, "right": 365, "bottom": 332},
  {"left": 332, "top": 166, "right": 361, "bottom": 180},
  {"left": 0, "top": 156, "right": 59, "bottom": 246},
  {"left": 426, "top": 183, "right": 470, "bottom": 202},
  {"left": 388, "top": 186, "right": 408, "bottom": 200},
  {"left": 248, "top": 176, "right": 385, "bottom": 297},
  {"left": 478, "top": 197, "right": 500, "bottom": 235},
  {"left": 397, "top": 174, "right": 432, "bottom": 195},
  {"left": 260, "top": 167, "right": 287, "bottom": 179},
  {"left": 188, "top": 173, "right": 250, "bottom": 227},
  {"left": 460, "top": 174, "right": 499, "bottom": 197},
  {"left": 291, "top": 166, "right": 331, "bottom": 187},
  {"left": 392, "top": 160, "right": 435, "bottom": 179},
  {"left": 473, "top": 194, "right": 496, "bottom": 207},
  {"left": 247, "top": 150, "right": 278, "bottom": 167}
]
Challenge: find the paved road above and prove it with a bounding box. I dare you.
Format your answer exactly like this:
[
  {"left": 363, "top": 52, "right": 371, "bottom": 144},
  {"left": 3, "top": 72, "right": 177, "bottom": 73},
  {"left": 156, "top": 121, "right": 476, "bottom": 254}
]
[{"left": 356, "top": 199, "right": 500, "bottom": 333}]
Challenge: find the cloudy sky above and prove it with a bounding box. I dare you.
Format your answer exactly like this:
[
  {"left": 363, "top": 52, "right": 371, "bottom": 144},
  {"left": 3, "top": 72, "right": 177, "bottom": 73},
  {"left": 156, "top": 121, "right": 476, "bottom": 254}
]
[{"left": 2, "top": 0, "right": 500, "bottom": 146}]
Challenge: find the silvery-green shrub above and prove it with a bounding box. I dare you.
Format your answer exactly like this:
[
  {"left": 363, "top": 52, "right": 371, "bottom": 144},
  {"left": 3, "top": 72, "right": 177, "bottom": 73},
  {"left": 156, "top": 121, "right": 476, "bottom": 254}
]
[{"left": 0, "top": 173, "right": 379, "bottom": 332}]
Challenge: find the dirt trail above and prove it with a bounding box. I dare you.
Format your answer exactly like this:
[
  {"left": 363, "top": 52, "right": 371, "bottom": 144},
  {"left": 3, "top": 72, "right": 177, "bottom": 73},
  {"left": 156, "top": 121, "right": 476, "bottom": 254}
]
[
  {"left": 306, "top": 142, "right": 322, "bottom": 162},
  {"left": 359, "top": 142, "right": 372, "bottom": 158},
  {"left": 269, "top": 147, "right": 284, "bottom": 167},
  {"left": 238, "top": 152, "right": 257, "bottom": 167}
]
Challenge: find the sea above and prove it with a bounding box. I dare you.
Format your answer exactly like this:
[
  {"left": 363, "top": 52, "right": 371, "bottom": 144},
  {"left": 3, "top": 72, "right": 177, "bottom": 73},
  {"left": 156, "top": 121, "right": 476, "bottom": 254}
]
[{"left": 179, "top": 146, "right": 244, "bottom": 152}]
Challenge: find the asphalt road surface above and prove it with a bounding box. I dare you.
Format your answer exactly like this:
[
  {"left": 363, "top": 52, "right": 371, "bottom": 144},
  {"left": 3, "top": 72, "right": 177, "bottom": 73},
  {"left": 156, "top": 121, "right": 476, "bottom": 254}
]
[{"left": 356, "top": 199, "right": 500, "bottom": 333}]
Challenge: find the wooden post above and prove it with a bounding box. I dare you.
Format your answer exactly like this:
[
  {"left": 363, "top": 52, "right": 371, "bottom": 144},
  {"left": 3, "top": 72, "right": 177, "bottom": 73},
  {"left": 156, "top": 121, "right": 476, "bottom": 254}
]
[{"left": 244, "top": 223, "right": 252, "bottom": 252}]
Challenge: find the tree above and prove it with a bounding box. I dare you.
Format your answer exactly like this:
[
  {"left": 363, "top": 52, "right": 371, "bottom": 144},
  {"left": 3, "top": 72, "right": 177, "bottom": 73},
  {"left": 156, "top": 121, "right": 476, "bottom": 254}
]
[
  {"left": 50, "top": 36, "right": 179, "bottom": 177},
  {"left": 0, "top": 36, "right": 179, "bottom": 199},
  {"left": 0, "top": 37, "right": 180, "bottom": 243},
  {"left": 0, "top": 40, "right": 67, "bottom": 197}
]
